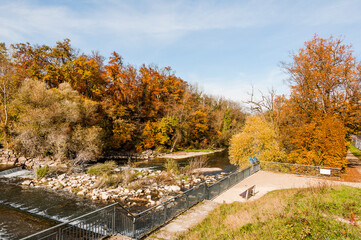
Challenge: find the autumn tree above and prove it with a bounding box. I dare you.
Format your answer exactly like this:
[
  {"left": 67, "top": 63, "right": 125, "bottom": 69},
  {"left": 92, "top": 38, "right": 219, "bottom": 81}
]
[
  {"left": 11, "top": 79, "right": 103, "bottom": 163},
  {"left": 3, "top": 39, "right": 247, "bottom": 159},
  {"left": 229, "top": 115, "right": 285, "bottom": 168},
  {"left": 282, "top": 35, "right": 361, "bottom": 133},
  {"left": 11, "top": 39, "right": 106, "bottom": 100},
  {"left": 0, "top": 43, "right": 21, "bottom": 147},
  {"left": 278, "top": 35, "right": 359, "bottom": 168}
]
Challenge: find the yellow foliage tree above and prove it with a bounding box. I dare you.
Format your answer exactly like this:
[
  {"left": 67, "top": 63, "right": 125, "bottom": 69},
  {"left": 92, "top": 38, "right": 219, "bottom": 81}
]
[{"left": 229, "top": 115, "right": 285, "bottom": 168}]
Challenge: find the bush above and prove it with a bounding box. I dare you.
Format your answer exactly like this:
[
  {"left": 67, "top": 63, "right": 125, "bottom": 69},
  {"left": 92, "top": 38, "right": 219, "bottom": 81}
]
[
  {"left": 11, "top": 79, "right": 103, "bottom": 163},
  {"left": 94, "top": 173, "right": 123, "bottom": 188},
  {"left": 182, "top": 156, "right": 208, "bottom": 176},
  {"left": 87, "top": 161, "right": 117, "bottom": 176},
  {"left": 36, "top": 165, "right": 49, "bottom": 179},
  {"left": 164, "top": 159, "right": 180, "bottom": 175}
]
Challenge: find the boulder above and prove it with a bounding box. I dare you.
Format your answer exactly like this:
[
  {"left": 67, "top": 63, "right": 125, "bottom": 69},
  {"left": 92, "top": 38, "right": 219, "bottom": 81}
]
[
  {"left": 100, "top": 192, "right": 110, "bottom": 200},
  {"left": 165, "top": 185, "right": 181, "bottom": 192}
]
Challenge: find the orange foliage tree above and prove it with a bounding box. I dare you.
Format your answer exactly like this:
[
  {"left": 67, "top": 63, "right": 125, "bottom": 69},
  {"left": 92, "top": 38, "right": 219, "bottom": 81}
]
[
  {"left": 278, "top": 35, "right": 361, "bottom": 168},
  {"left": 3, "top": 39, "right": 247, "bottom": 158}
]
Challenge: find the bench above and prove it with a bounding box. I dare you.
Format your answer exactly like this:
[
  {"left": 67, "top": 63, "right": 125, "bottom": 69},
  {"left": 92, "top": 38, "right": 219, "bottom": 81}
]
[{"left": 240, "top": 185, "right": 256, "bottom": 200}]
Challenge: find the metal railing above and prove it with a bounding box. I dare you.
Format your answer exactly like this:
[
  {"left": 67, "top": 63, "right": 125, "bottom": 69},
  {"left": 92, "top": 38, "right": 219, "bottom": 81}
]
[
  {"left": 20, "top": 203, "right": 134, "bottom": 240},
  {"left": 21, "top": 163, "right": 260, "bottom": 240},
  {"left": 260, "top": 161, "right": 341, "bottom": 178}
]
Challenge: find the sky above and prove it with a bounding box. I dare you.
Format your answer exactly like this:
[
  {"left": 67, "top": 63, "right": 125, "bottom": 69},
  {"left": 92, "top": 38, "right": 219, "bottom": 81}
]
[{"left": 1, "top": 0, "right": 361, "bottom": 104}]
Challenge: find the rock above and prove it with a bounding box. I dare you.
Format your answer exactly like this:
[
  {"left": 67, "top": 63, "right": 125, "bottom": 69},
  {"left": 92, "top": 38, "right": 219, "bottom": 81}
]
[
  {"left": 101, "top": 192, "right": 110, "bottom": 200},
  {"left": 22, "top": 180, "right": 32, "bottom": 186},
  {"left": 18, "top": 156, "right": 27, "bottom": 165},
  {"left": 165, "top": 185, "right": 181, "bottom": 192},
  {"left": 58, "top": 173, "right": 66, "bottom": 181},
  {"left": 77, "top": 190, "right": 87, "bottom": 196}
]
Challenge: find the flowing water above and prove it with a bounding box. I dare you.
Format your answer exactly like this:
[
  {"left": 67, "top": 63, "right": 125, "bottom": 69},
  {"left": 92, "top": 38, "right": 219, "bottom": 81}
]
[
  {"left": 135, "top": 150, "right": 236, "bottom": 173},
  {"left": 0, "top": 178, "right": 105, "bottom": 239},
  {"left": 0, "top": 151, "right": 234, "bottom": 239}
]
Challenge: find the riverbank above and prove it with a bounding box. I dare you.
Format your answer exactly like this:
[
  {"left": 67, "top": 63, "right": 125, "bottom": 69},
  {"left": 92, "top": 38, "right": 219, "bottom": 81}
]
[
  {"left": 158, "top": 149, "right": 224, "bottom": 159},
  {"left": 20, "top": 167, "right": 229, "bottom": 212},
  {"left": 0, "top": 148, "right": 232, "bottom": 212}
]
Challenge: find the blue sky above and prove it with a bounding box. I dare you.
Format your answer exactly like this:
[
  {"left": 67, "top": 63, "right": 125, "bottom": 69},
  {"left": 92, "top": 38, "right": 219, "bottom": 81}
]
[{"left": 1, "top": 0, "right": 361, "bottom": 104}]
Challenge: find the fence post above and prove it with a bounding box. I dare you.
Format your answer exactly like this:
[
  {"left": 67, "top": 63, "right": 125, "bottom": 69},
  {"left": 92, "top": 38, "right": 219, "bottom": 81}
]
[
  {"left": 57, "top": 228, "right": 62, "bottom": 240},
  {"left": 163, "top": 203, "right": 168, "bottom": 224},
  {"left": 112, "top": 206, "right": 116, "bottom": 235},
  {"left": 132, "top": 217, "right": 136, "bottom": 239},
  {"left": 204, "top": 183, "right": 209, "bottom": 200},
  {"left": 186, "top": 193, "right": 189, "bottom": 209}
]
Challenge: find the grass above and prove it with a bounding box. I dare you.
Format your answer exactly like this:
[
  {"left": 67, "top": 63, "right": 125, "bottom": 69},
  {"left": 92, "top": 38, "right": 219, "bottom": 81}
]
[
  {"left": 86, "top": 161, "right": 117, "bottom": 176},
  {"left": 36, "top": 165, "right": 49, "bottom": 179},
  {"left": 165, "top": 159, "right": 180, "bottom": 175},
  {"left": 177, "top": 185, "right": 361, "bottom": 240},
  {"left": 349, "top": 144, "right": 361, "bottom": 159}
]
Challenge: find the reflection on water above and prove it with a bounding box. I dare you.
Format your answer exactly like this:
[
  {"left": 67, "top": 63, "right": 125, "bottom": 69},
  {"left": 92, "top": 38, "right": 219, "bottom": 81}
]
[{"left": 135, "top": 150, "right": 237, "bottom": 172}]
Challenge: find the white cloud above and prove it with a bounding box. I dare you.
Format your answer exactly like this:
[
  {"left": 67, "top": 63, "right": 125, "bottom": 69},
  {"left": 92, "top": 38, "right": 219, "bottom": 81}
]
[
  {"left": 0, "top": 0, "right": 286, "bottom": 44},
  {"left": 1, "top": 0, "right": 361, "bottom": 46}
]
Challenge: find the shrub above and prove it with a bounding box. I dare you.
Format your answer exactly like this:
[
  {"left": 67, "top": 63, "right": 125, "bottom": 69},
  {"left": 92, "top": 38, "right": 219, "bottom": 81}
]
[
  {"left": 186, "top": 156, "right": 208, "bottom": 176},
  {"left": 121, "top": 166, "right": 137, "bottom": 184},
  {"left": 94, "top": 172, "right": 123, "bottom": 188},
  {"left": 11, "top": 79, "right": 103, "bottom": 163},
  {"left": 164, "top": 159, "right": 180, "bottom": 175},
  {"left": 87, "top": 161, "right": 117, "bottom": 176},
  {"left": 36, "top": 165, "right": 49, "bottom": 179}
]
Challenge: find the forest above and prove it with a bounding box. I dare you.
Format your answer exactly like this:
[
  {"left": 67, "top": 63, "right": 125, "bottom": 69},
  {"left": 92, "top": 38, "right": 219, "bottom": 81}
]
[
  {"left": 0, "top": 39, "right": 245, "bottom": 164},
  {"left": 1, "top": 35, "right": 361, "bottom": 169}
]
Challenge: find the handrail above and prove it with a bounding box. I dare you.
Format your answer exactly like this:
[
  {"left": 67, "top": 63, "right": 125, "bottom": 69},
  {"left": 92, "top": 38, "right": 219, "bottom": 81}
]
[
  {"left": 260, "top": 161, "right": 341, "bottom": 171},
  {"left": 21, "top": 163, "right": 260, "bottom": 240},
  {"left": 134, "top": 182, "right": 206, "bottom": 217},
  {"left": 20, "top": 202, "right": 132, "bottom": 240}
]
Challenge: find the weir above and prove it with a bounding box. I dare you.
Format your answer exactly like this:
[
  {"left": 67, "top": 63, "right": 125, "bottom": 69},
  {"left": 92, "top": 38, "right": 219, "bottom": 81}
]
[
  {"left": 0, "top": 167, "right": 22, "bottom": 176},
  {"left": 0, "top": 178, "right": 104, "bottom": 239}
]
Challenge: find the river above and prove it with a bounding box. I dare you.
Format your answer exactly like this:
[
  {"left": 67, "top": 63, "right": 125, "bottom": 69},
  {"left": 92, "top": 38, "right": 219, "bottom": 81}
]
[{"left": 0, "top": 150, "right": 234, "bottom": 239}]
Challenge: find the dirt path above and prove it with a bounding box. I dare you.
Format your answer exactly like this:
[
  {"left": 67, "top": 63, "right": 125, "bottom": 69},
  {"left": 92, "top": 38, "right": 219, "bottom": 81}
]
[{"left": 341, "top": 151, "right": 361, "bottom": 182}]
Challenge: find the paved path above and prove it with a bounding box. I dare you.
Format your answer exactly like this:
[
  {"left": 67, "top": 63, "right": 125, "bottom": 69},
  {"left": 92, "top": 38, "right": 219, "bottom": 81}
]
[
  {"left": 213, "top": 170, "right": 361, "bottom": 204},
  {"left": 145, "top": 200, "right": 219, "bottom": 240},
  {"left": 342, "top": 151, "right": 361, "bottom": 182},
  {"left": 138, "top": 152, "right": 361, "bottom": 239}
]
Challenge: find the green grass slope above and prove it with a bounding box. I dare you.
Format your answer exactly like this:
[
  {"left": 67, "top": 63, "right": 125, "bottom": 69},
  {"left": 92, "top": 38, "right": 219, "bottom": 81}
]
[
  {"left": 349, "top": 144, "right": 361, "bottom": 159},
  {"left": 178, "top": 185, "right": 361, "bottom": 240}
]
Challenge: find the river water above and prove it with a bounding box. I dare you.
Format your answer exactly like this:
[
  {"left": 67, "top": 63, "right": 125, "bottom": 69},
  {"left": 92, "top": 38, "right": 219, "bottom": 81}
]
[
  {"left": 0, "top": 176, "right": 105, "bottom": 239},
  {"left": 0, "top": 150, "right": 234, "bottom": 239}
]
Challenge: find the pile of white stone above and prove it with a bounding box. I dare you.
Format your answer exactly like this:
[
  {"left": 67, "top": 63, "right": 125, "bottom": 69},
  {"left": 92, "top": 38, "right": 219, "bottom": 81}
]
[{"left": 21, "top": 168, "right": 226, "bottom": 209}]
